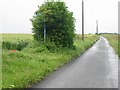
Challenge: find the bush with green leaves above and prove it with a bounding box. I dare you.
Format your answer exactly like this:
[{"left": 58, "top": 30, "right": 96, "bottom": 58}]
[
  {"left": 2, "top": 40, "right": 29, "bottom": 51},
  {"left": 31, "top": 1, "right": 75, "bottom": 48}
]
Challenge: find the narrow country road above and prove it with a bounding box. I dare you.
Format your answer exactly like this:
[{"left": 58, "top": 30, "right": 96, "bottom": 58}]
[{"left": 31, "top": 36, "right": 118, "bottom": 88}]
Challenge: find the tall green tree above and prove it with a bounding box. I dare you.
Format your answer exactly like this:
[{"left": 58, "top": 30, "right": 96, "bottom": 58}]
[{"left": 31, "top": 1, "right": 75, "bottom": 48}]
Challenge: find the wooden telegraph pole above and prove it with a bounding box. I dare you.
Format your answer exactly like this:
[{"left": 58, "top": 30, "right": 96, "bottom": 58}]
[{"left": 82, "top": 0, "right": 84, "bottom": 41}]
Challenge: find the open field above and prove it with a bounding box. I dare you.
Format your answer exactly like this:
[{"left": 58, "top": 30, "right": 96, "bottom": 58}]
[
  {"left": 2, "top": 34, "right": 33, "bottom": 41},
  {"left": 102, "top": 34, "right": 119, "bottom": 58},
  {"left": 2, "top": 34, "right": 99, "bottom": 88}
]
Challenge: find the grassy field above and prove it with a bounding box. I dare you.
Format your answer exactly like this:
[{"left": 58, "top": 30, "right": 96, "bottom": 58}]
[
  {"left": 102, "top": 34, "right": 119, "bottom": 58},
  {"left": 2, "top": 34, "right": 99, "bottom": 88},
  {"left": 2, "top": 34, "right": 33, "bottom": 41}
]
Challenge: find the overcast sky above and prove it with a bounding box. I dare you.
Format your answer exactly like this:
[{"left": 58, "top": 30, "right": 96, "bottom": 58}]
[{"left": 0, "top": 0, "right": 119, "bottom": 34}]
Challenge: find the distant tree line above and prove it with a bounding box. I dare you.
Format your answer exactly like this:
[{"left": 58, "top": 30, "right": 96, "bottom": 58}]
[{"left": 98, "top": 33, "right": 118, "bottom": 35}]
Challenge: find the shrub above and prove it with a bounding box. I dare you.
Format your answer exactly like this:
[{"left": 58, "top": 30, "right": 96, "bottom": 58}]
[
  {"left": 31, "top": 1, "right": 75, "bottom": 48},
  {"left": 2, "top": 40, "right": 29, "bottom": 51}
]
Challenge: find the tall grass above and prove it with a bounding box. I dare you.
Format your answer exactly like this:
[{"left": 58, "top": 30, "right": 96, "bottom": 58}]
[
  {"left": 2, "top": 40, "right": 29, "bottom": 51},
  {"left": 2, "top": 34, "right": 32, "bottom": 50},
  {"left": 102, "top": 34, "right": 119, "bottom": 58},
  {"left": 2, "top": 34, "right": 99, "bottom": 88}
]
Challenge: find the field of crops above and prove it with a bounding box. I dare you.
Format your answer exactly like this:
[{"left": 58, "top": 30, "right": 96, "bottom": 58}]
[
  {"left": 2, "top": 34, "right": 99, "bottom": 88},
  {"left": 102, "top": 34, "right": 119, "bottom": 58}
]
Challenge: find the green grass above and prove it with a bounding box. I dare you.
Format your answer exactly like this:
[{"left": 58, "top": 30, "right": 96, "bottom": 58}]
[
  {"left": 2, "top": 34, "right": 99, "bottom": 88},
  {"left": 2, "top": 34, "right": 33, "bottom": 51},
  {"left": 102, "top": 34, "right": 119, "bottom": 58},
  {"left": 2, "top": 34, "right": 33, "bottom": 42}
]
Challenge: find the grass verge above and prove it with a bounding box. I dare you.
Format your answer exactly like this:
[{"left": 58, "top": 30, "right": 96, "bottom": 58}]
[
  {"left": 102, "top": 34, "right": 119, "bottom": 58},
  {"left": 2, "top": 34, "right": 99, "bottom": 88}
]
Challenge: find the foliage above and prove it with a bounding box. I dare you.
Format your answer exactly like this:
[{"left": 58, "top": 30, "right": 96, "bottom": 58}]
[
  {"left": 2, "top": 34, "right": 98, "bottom": 88},
  {"left": 31, "top": 1, "right": 75, "bottom": 48},
  {"left": 2, "top": 40, "right": 29, "bottom": 51},
  {"left": 2, "top": 34, "right": 32, "bottom": 51}
]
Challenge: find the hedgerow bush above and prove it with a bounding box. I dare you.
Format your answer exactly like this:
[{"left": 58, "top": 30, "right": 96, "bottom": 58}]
[
  {"left": 2, "top": 40, "right": 29, "bottom": 51},
  {"left": 31, "top": 1, "right": 75, "bottom": 48}
]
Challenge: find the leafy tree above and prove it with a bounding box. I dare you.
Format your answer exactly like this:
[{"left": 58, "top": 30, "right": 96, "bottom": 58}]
[{"left": 31, "top": 0, "right": 75, "bottom": 48}]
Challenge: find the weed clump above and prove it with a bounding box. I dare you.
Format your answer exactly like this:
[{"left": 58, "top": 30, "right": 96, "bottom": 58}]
[{"left": 2, "top": 40, "right": 29, "bottom": 51}]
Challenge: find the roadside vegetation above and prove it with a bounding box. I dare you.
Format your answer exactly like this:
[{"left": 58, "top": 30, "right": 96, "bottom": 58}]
[
  {"left": 102, "top": 34, "right": 119, "bottom": 58},
  {"left": 2, "top": 0, "right": 99, "bottom": 88},
  {"left": 2, "top": 34, "right": 98, "bottom": 88},
  {"left": 2, "top": 34, "right": 32, "bottom": 51}
]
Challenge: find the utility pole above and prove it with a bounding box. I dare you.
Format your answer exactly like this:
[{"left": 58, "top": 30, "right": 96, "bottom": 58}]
[
  {"left": 82, "top": 0, "right": 84, "bottom": 41},
  {"left": 96, "top": 20, "right": 98, "bottom": 34}
]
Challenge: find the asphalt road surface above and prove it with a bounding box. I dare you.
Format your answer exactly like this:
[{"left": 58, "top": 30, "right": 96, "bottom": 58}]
[{"left": 31, "top": 36, "right": 118, "bottom": 88}]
